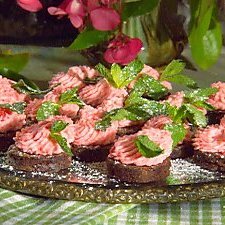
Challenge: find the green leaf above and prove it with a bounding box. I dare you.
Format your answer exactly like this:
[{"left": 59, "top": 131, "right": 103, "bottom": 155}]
[
  {"left": 122, "top": 0, "right": 159, "bottom": 21},
  {"left": 50, "top": 120, "right": 69, "bottom": 133},
  {"left": 164, "top": 123, "right": 187, "bottom": 147},
  {"left": 192, "top": 101, "right": 215, "bottom": 111},
  {"left": 96, "top": 60, "right": 143, "bottom": 89},
  {"left": 0, "top": 102, "right": 26, "bottom": 114},
  {"left": 161, "top": 60, "right": 186, "bottom": 79},
  {"left": 50, "top": 133, "right": 73, "bottom": 157},
  {"left": 131, "top": 74, "right": 169, "bottom": 100},
  {"left": 59, "top": 87, "right": 85, "bottom": 107},
  {"left": 69, "top": 29, "right": 109, "bottom": 50},
  {"left": 0, "top": 68, "right": 40, "bottom": 91},
  {"left": 36, "top": 101, "right": 60, "bottom": 121},
  {"left": 0, "top": 52, "right": 29, "bottom": 72},
  {"left": 96, "top": 100, "right": 168, "bottom": 131},
  {"left": 13, "top": 79, "right": 53, "bottom": 95},
  {"left": 189, "top": 1, "right": 222, "bottom": 69},
  {"left": 162, "top": 74, "right": 197, "bottom": 88},
  {"left": 184, "top": 87, "right": 218, "bottom": 102},
  {"left": 135, "top": 135, "right": 163, "bottom": 158},
  {"left": 185, "top": 104, "right": 207, "bottom": 127}
]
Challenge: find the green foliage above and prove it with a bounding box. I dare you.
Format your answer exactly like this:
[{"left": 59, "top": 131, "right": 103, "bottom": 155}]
[
  {"left": 95, "top": 60, "right": 144, "bottom": 88},
  {"left": 69, "top": 29, "right": 109, "bottom": 50},
  {"left": 122, "top": 0, "right": 159, "bottom": 21},
  {"left": 0, "top": 52, "right": 29, "bottom": 73},
  {"left": 189, "top": 0, "right": 222, "bottom": 69}
]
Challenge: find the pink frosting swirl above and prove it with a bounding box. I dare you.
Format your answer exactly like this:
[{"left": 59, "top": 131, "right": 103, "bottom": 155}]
[
  {"left": 193, "top": 125, "right": 225, "bottom": 154},
  {"left": 165, "top": 91, "right": 184, "bottom": 108},
  {"left": 142, "top": 115, "right": 172, "bottom": 130},
  {"left": 15, "top": 116, "right": 75, "bottom": 156},
  {"left": 0, "top": 76, "right": 28, "bottom": 104},
  {"left": 79, "top": 79, "right": 111, "bottom": 107},
  {"left": 128, "top": 64, "right": 172, "bottom": 90},
  {"left": 49, "top": 66, "right": 100, "bottom": 93},
  {"left": 109, "top": 128, "right": 172, "bottom": 166},
  {"left": 25, "top": 98, "right": 43, "bottom": 120},
  {"left": 59, "top": 104, "right": 79, "bottom": 119},
  {"left": 208, "top": 82, "right": 225, "bottom": 110},
  {"left": 73, "top": 106, "right": 117, "bottom": 146},
  {"left": 0, "top": 109, "right": 26, "bottom": 133}
]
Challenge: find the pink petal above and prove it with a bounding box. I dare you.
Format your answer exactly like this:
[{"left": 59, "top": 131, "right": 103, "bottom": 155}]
[
  {"left": 87, "top": 0, "right": 100, "bottom": 12},
  {"left": 17, "top": 0, "right": 43, "bottom": 12},
  {"left": 129, "top": 38, "right": 143, "bottom": 54},
  {"left": 69, "top": 15, "right": 84, "bottom": 28},
  {"left": 90, "top": 7, "right": 120, "bottom": 31},
  {"left": 48, "top": 7, "right": 67, "bottom": 16},
  {"left": 66, "top": 0, "right": 85, "bottom": 16}
]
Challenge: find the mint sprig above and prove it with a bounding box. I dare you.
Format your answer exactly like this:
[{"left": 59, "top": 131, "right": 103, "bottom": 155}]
[
  {"left": 129, "top": 74, "right": 169, "bottom": 101},
  {"left": 50, "top": 120, "right": 73, "bottom": 156},
  {"left": 0, "top": 102, "right": 26, "bottom": 114},
  {"left": 59, "top": 87, "right": 85, "bottom": 107},
  {"left": 135, "top": 135, "right": 163, "bottom": 158},
  {"left": 13, "top": 79, "right": 56, "bottom": 95},
  {"left": 36, "top": 101, "right": 60, "bottom": 121},
  {"left": 164, "top": 123, "right": 187, "bottom": 147},
  {"left": 160, "top": 60, "right": 198, "bottom": 88},
  {"left": 36, "top": 88, "right": 84, "bottom": 121},
  {"left": 95, "top": 59, "right": 144, "bottom": 88},
  {"left": 95, "top": 101, "right": 168, "bottom": 131}
]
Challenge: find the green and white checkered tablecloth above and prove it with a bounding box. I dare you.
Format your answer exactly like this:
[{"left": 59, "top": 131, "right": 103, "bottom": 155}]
[{"left": 0, "top": 188, "right": 224, "bottom": 225}]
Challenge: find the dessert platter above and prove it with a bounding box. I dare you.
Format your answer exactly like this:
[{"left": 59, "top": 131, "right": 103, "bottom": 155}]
[{"left": 1, "top": 59, "right": 225, "bottom": 203}]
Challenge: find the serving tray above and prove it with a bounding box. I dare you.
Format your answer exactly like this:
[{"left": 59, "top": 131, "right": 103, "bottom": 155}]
[{"left": 1, "top": 153, "right": 225, "bottom": 203}]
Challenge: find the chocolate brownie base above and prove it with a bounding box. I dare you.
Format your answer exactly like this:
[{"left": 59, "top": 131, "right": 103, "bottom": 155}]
[
  {"left": 72, "top": 144, "right": 112, "bottom": 162},
  {"left": 206, "top": 110, "right": 225, "bottom": 125},
  {"left": 0, "top": 131, "right": 16, "bottom": 152},
  {"left": 107, "top": 157, "right": 171, "bottom": 183},
  {"left": 7, "top": 145, "right": 72, "bottom": 173},
  {"left": 192, "top": 150, "right": 225, "bottom": 172},
  {"left": 170, "top": 141, "right": 194, "bottom": 159}
]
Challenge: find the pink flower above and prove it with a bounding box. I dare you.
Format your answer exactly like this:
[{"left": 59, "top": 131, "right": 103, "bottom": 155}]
[
  {"left": 17, "top": 0, "right": 43, "bottom": 12},
  {"left": 48, "top": 0, "right": 86, "bottom": 29},
  {"left": 90, "top": 7, "right": 120, "bottom": 31},
  {"left": 104, "top": 35, "right": 143, "bottom": 65}
]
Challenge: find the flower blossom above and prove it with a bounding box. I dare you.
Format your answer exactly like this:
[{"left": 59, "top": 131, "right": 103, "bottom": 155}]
[
  {"left": 104, "top": 35, "right": 143, "bottom": 65},
  {"left": 48, "top": 0, "right": 86, "bottom": 29},
  {"left": 17, "top": 0, "right": 43, "bottom": 12}
]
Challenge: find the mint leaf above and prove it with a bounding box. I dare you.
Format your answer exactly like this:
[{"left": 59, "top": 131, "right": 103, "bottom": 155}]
[
  {"left": 0, "top": 68, "right": 40, "bottom": 91},
  {"left": 161, "top": 60, "right": 186, "bottom": 80},
  {"left": 184, "top": 87, "right": 218, "bottom": 102},
  {"left": 0, "top": 102, "right": 26, "bottom": 114},
  {"left": 0, "top": 52, "right": 29, "bottom": 73},
  {"left": 50, "top": 133, "right": 73, "bottom": 156},
  {"left": 13, "top": 79, "right": 53, "bottom": 95},
  {"left": 50, "top": 120, "right": 69, "bottom": 133},
  {"left": 131, "top": 74, "right": 168, "bottom": 100},
  {"left": 36, "top": 101, "right": 60, "bottom": 121},
  {"left": 162, "top": 74, "right": 197, "bottom": 88},
  {"left": 164, "top": 123, "right": 187, "bottom": 147},
  {"left": 69, "top": 29, "right": 109, "bottom": 50},
  {"left": 135, "top": 135, "right": 163, "bottom": 158},
  {"left": 122, "top": 0, "right": 159, "bottom": 21},
  {"left": 160, "top": 60, "right": 197, "bottom": 88},
  {"left": 95, "top": 60, "right": 143, "bottom": 88},
  {"left": 185, "top": 104, "right": 207, "bottom": 127},
  {"left": 96, "top": 101, "right": 168, "bottom": 131},
  {"left": 192, "top": 101, "right": 215, "bottom": 111},
  {"left": 59, "top": 87, "right": 84, "bottom": 107}
]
